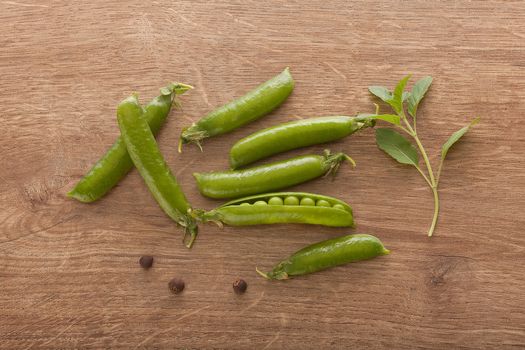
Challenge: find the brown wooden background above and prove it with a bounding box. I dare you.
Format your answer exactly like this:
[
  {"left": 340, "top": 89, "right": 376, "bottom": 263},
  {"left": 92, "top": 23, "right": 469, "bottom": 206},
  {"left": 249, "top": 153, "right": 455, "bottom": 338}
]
[{"left": 1, "top": 1, "right": 524, "bottom": 349}]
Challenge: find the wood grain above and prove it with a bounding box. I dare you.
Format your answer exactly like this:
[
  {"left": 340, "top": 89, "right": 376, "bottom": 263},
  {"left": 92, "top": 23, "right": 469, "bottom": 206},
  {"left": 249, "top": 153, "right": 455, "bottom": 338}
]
[{"left": 1, "top": 1, "right": 524, "bottom": 349}]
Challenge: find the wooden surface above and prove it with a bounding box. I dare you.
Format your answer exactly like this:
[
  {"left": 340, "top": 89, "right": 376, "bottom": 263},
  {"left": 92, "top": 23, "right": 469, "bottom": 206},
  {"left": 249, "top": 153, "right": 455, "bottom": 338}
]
[{"left": 1, "top": 1, "right": 524, "bottom": 349}]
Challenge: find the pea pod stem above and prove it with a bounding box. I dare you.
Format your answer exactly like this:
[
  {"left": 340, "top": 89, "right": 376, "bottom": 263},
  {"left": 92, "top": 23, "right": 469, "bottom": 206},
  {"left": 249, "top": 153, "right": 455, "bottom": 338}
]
[
  {"left": 68, "top": 83, "right": 192, "bottom": 202},
  {"left": 255, "top": 267, "right": 275, "bottom": 280},
  {"left": 323, "top": 150, "right": 355, "bottom": 177},
  {"left": 117, "top": 94, "right": 198, "bottom": 248}
]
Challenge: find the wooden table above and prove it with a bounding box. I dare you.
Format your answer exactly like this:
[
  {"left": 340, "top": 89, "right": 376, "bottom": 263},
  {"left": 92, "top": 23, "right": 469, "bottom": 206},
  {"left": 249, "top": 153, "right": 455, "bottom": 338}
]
[{"left": 2, "top": 1, "right": 524, "bottom": 349}]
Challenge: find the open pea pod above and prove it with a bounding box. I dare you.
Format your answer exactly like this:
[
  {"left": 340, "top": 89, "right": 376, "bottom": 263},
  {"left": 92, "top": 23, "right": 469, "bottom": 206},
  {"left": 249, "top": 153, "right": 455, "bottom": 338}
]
[{"left": 196, "top": 192, "right": 354, "bottom": 227}]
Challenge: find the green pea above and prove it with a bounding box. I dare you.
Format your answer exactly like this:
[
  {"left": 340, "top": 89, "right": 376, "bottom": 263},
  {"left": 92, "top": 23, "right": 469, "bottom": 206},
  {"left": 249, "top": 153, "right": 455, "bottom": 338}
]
[
  {"left": 254, "top": 200, "right": 268, "bottom": 206},
  {"left": 268, "top": 197, "right": 284, "bottom": 205},
  {"left": 300, "top": 197, "right": 315, "bottom": 206},
  {"left": 316, "top": 199, "right": 331, "bottom": 207},
  {"left": 333, "top": 204, "right": 345, "bottom": 210},
  {"left": 239, "top": 202, "right": 251, "bottom": 206},
  {"left": 284, "top": 196, "right": 300, "bottom": 206}
]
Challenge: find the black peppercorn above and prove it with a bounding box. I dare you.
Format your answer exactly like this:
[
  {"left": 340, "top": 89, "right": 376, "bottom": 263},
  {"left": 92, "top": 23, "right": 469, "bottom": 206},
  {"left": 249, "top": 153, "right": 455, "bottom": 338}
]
[
  {"left": 168, "top": 278, "right": 185, "bottom": 294},
  {"left": 139, "top": 255, "right": 154, "bottom": 269},
  {"left": 233, "top": 279, "right": 247, "bottom": 294}
]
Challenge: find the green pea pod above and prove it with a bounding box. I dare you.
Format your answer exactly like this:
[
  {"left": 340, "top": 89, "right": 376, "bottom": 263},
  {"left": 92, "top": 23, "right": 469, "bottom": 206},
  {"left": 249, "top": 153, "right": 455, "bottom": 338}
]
[
  {"left": 257, "top": 234, "right": 390, "bottom": 280},
  {"left": 230, "top": 116, "right": 374, "bottom": 169},
  {"left": 117, "top": 94, "right": 198, "bottom": 248},
  {"left": 194, "top": 150, "right": 355, "bottom": 199},
  {"left": 197, "top": 192, "right": 354, "bottom": 227},
  {"left": 179, "top": 68, "right": 294, "bottom": 151},
  {"left": 68, "top": 83, "right": 192, "bottom": 203}
]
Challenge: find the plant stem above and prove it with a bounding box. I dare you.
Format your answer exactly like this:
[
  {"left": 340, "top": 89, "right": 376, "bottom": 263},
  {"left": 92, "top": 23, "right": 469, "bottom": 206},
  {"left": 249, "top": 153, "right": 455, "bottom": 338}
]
[
  {"left": 428, "top": 185, "right": 439, "bottom": 237},
  {"left": 412, "top": 133, "right": 436, "bottom": 185},
  {"left": 398, "top": 124, "right": 412, "bottom": 135},
  {"left": 415, "top": 165, "right": 432, "bottom": 187},
  {"left": 399, "top": 111, "right": 439, "bottom": 237},
  {"left": 436, "top": 159, "right": 444, "bottom": 185}
]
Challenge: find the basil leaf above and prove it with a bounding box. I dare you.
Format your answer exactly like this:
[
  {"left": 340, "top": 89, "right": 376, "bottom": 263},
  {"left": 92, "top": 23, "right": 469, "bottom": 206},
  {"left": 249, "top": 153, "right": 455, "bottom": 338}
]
[
  {"left": 376, "top": 128, "right": 419, "bottom": 166},
  {"left": 388, "top": 75, "right": 411, "bottom": 114},
  {"left": 441, "top": 118, "right": 479, "bottom": 160},
  {"left": 374, "top": 114, "right": 401, "bottom": 125},
  {"left": 408, "top": 76, "right": 432, "bottom": 117},
  {"left": 373, "top": 114, "right": 401, "bottom": 125},
  {"left": 402, "top": 91, "right": 411, "bottom": 102},
  {"left": 368, "top": 86, "right": 392, "bottom": 103},
  {"left": 355, "top": 114, "right": 401, "bottom": 125}
]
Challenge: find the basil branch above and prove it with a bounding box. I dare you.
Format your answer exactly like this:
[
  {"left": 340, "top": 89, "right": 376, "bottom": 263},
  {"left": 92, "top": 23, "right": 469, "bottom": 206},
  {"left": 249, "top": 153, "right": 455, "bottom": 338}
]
[{"left": 368, "top": 75, "right": 478, "bottom": 237}]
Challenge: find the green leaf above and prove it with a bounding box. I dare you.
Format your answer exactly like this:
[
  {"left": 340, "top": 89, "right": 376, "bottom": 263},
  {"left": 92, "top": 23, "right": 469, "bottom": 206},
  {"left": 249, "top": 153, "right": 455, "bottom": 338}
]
[
  {"left": 370, "top": 76, "right": 411, "bottom": 114},
  {"left": 387, "top": 75, "right": 411, "bottom": 114},
  {"left": 368, "top": 86, "right": 392, "bottom": 102},
  {"left": 441, "top": 118, "right": 479, "bottom": 160},
  {"left": 407, "top": 76, "right": 432, "bottom": 117},
  {"left": 376, "top": 128, "right": 419, "bottom": 166},
  {"left": 356, "top": 113, "right": 401, "bottom": 125},
  {"left": 376, "top": 114, "right": 401, "bottom": 125}
]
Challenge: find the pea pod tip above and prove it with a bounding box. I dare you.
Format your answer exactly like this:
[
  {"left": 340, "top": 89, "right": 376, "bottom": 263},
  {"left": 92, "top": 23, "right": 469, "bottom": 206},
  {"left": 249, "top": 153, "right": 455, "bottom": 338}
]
[
  {"left": 323, "top": 149, "right": 356, "bottom": 177},
  {"left": 66, "top": 189, "right": 93, "bottom": 203}
]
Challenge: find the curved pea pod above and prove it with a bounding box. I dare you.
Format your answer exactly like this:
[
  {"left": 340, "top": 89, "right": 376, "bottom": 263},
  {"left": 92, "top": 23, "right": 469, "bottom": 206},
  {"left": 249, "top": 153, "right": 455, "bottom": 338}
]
[
  {"left": 257, "top": 234, "right": 390, "bottom": 280},
  {"left": 193, "top": 150, "right": 355, "bottom": 199},
  {"left": 198, "top": 192, "right": 354, "bottom": 227},
  {"left": 179, "top": 68, "right": 294, "bottom": 151},
  {"left": 68, "top": 83, "right": 192, "bottom": 202},
  {"left": 229, "top": 116, "right": 374, "bottom": 169},
  {"left": 117, "top": 94, "right": 198, "bottom": 248}
]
